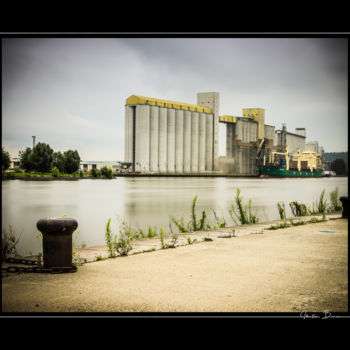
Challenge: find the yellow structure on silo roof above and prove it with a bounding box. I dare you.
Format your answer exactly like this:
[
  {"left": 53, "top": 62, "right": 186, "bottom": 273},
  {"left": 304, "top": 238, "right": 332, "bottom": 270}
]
[
  {"left": 242, "top": 108, "right": 265, "bottom": 141},
  {"left": 219, "top": 115, "right": 237, "bottom": 123},
  {"left": 126, "top": 95, "right": 212, "bottom": 114}
]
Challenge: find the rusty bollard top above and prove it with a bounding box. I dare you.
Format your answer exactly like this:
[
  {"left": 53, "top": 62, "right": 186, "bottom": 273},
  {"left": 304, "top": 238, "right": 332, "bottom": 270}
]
[{"left": 37, "top": 217, "right": 78, "bottom": 236}]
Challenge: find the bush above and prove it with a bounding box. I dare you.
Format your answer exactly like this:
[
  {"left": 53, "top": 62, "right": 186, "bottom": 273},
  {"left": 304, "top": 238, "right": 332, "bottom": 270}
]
[
  {"left": 51, "top": 166, "right": 60, "bottom": 177},
  {"left": 2, "top": 147, "right": 11, "bottom": 171},
  {"left": 100, "top": 166, "right": 113, "bottom": 179},
  {"left": 90, "top": 168, "right": 100, "bottom": 178}
]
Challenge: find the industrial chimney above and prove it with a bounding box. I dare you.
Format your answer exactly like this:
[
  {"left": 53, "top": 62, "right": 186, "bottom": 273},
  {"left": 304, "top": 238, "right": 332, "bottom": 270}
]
[{"left": 32, "top": 136, "right": 36, "bottom": 149}]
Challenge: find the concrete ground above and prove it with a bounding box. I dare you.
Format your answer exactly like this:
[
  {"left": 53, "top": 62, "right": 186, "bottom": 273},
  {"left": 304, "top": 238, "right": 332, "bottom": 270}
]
[{"left": 2, "top": 217, "right": 348, "bottom": 314}]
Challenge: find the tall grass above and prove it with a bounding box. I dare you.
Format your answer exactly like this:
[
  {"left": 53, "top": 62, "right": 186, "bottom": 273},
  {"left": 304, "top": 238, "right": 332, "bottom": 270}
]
[
  {"left": 105, "top": 218, "right": 117, "bottom": 257},
  {"left": 171, "top": 195, "right": 210, "bottom": 233},
  {"left": 277, "top": 202, "right": 286, "bottom": 220},
  {"left": 2, "top": 225, "right": 20, "bottom": 259},
  {"left": 229, "top": 188, "right": 259, "bottom": 225},
  {"left": 329, "top": 187, "right": 342, "bottom": 212}
]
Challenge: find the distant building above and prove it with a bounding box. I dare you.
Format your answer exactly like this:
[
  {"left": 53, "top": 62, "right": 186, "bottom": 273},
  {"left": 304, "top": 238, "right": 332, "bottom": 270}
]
[
  {"left": 9, "top": 157, "right": 20, "bottom": 170},
  {"left": 79, "top": 161, "right": 132, "bottom": 173}
]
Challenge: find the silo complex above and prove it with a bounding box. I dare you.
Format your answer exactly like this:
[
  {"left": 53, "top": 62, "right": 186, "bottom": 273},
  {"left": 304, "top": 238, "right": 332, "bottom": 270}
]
[{"left": 125, "top": 94, "right": 218, "bottom": 173}]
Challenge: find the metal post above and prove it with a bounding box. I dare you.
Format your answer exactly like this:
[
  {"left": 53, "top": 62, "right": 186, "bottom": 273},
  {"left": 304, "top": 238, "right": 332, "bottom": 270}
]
[
  {"left": 37, "top": 217, "right": 78, "bottom": 269},
  {"left": 339, "top": 196, "right": 348, "bottom": 218}
]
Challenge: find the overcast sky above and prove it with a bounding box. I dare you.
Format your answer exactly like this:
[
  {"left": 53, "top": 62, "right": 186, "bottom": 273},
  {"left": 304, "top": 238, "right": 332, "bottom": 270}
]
[{"left": 2, "top": 37, "right": 348, "bottom": 160}]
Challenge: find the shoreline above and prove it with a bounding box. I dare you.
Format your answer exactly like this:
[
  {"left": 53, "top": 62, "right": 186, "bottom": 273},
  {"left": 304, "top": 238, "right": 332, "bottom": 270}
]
[
  {"left": 73, "top": 213, "right": 343, "bottom": 263},
  {"left": 2, "top": 173, "right": 348, "bottom": 181},
  {"left": 2, "top": 214, "right": 347, "bottom": 313}
]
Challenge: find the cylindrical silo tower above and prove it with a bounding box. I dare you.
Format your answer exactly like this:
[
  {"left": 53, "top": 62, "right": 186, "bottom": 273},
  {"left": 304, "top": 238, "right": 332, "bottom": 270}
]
[
  {"left": 183, "top": 110, "right": 192, "bottom": 173},
  {"left": 205, "top": 114, "right": 213, "bottom": 170},
  {"left": 158, "top": 107, "right": 168, "bottom": 173},
  {"left": 198, "top": 113, "right": 206, "bottom": 172},
  {"left": 175, "top": 109, "right": 184, "bottom": 173},
  {"left": 167, "top": 108, "right": 176, "bottom": 173},
  {"left": 135, "top": 105, "right": 150, "bottom": 172},
  {"left": 149, "top": 106, "right": 159, "bottom": 172},
  {"left": 191, "top": 111, "right": 199, "bottom": 173}
]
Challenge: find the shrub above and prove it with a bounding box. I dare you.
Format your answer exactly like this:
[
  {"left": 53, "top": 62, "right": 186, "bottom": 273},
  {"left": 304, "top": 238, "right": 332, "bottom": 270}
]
[
  {"left": 51, "top": 166, "right": 60, "bottom": 177},
  {"left": 100, "top": 166, "right": 113, "bottom": 179},
  {"left": 2, "top": 226, "right": 20, "bottom": 259},
  {"left": 116, "top": 230, "right": 133, "bottom": 256},
  {"left": 90, "top": 168, "right": 100, "bottom": 178}
]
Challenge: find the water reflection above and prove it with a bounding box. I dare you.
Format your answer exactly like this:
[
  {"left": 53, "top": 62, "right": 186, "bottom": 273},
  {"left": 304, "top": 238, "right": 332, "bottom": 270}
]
[{"left": 2, "top": 177, "right": 348, "bottom": 255}]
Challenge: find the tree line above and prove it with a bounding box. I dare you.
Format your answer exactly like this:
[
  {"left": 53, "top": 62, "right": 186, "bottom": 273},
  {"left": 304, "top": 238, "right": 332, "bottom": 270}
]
[{"left": 2, "top": 143, "right": 81, "bottom": 174}]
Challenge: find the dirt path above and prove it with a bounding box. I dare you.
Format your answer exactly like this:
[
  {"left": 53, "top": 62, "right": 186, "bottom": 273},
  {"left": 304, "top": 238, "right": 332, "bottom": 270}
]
[{"left": 2, "top": 218, "right": 348, "bottom": 313}]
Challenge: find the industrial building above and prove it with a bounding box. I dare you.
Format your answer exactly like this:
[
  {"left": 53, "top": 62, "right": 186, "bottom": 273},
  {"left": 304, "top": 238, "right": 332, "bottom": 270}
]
[
  {"left": 124, "top": 91, "right": 325, "bottom": 176},
  {"left": 219, "top": 108, "right": 277, "bottom": 175},
  {"left": 124, "top": 93, "right": 219, "bottom": 173}
]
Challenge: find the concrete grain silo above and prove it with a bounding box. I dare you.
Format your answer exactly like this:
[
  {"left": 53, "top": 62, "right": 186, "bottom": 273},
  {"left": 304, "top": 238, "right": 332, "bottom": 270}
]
[{"left": 125, "top": 94, "right": 219, "bottom": 173}]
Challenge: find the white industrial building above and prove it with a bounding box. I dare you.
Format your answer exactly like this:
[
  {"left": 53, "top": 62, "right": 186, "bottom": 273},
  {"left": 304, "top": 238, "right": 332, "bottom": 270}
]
[{"left": 124, "top": 92, "right": 219, "bottom": 173}]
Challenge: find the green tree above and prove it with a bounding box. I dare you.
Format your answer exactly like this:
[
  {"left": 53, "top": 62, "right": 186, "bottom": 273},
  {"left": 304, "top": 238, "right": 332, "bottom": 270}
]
[
  {"left": 90, "top": 168, "right": 100, "bottom": 178},
  {"left": 19, "top": 147, "right": 34, "bottom": 172},
  {"left": 51, "top": 166, "right": 60, "bottom": 177},
  {"left": 31, "top": 142, "right": 54, "bottom": 173},
  {"left": 52, "top": 151, "right": 65, "bottom": 173},
  {"left": 100, "top": 166, "right": 113, "bottom": 179},
  {"left": 331, "top": 158, "right": 346, "bottom": 175},
  {"left": 63, "top": 150, "right": 81, "bottom": 174},
  {"left": 2, "top": 147, "right": 11, "bottom": 172}
]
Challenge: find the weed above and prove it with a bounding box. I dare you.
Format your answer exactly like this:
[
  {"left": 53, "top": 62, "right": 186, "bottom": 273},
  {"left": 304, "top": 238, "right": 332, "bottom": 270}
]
[
  {"left": 95, "top": 255, "right": 104, "bottom": 261},
  {"left": 203, "top": 237, "right": 213, "bottom": 242},
  {"left": 213, "top": 210, "right": 227, "bottom": 228},
  {"left": 182, "top": 234, "right": 197, "bottom": 245},
  {"left": 289, "top": 201, "right": 309, "bottom": 217},
  {"left": 2, "top": 226, "right": 21, "bottom": 259},
  {"left": 277, "top": 202, "right": 286, "bottom": 220},
  {"left": 159, "top": 226, "right": 167, "bottom": 249},
  {"left": 191, "top": 195, "right": 198, "bottom": 231},
  {"left": 229, "top": 188, "right": 259, "bottom": 225},
  {"left": 148, "top": 225, "right": 158, "bottom": 238},
  {"left": 170, "top": 216, "right": 189, "bottom": 233},
  {"left": 329, "top": 187, "right": 342, "bottom": 212},
  {"left": 105, "top": 218, "right": 117, "bottom": 257},
  {"left": 266, "top": 222, "right": 291, "bottom": 230},
  {"left": 316, "top": 189, "right": 327, "bottom": 219}
]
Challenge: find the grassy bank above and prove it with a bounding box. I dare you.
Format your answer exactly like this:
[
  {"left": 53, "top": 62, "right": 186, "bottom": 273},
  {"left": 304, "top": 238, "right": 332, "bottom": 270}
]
[{"left": 2, "top": 171, "right": 115, "bottom": 180}]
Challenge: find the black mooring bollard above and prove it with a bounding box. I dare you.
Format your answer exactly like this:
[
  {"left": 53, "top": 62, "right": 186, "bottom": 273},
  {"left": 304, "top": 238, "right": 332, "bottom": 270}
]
[
  {"left": 37, "top": 217, "right": 78, "bottom": 269},
  {"left": 339, "top": 196, "right": 348, "bottom": 218}
]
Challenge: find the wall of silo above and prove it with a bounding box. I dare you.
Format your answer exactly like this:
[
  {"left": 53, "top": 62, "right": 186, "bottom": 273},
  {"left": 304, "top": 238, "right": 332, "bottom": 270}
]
[
  {"left": 205, "top": 114, "right": 213, "bottom": 171},
  {"left": 158, "top": 107, "right": 168, "bottom": 173},
  {"left": 149, "top": 106, "right": 159, "bottom": 172},
  {"left": 135, "top": 105, "right": 150, "bottom": 172},
  {"left": 183, "top": 110, "right": 192, "bottom": 173},
  {"left": 175, "top": 110, "right": 184, "bottom": 173},
  {"left": 167, "top": 108, "right": 176, "bottom": 173},
  {"left": 191, "top": 112, "right": 199, "bottom": 173},
  {"left": 124, "top": 105, "right": 134, "bottom": 163},
  {"left": 198, "top": 113, "right": 206, "bottom": 172}
]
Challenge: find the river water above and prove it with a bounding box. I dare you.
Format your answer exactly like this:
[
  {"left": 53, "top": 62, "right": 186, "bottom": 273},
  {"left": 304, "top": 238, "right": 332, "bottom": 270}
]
[{"left": 2, "top": 177, "right": 348, "bottom": 256}]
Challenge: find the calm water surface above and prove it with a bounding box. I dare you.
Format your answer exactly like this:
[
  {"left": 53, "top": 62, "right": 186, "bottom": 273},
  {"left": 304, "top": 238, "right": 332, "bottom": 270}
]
[{"left": 2, "top": 177, "right": 348, "bottom": 255}]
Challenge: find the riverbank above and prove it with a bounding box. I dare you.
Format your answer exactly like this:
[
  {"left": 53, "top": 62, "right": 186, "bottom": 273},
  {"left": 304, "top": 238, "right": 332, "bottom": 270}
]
[{"left": 2, "top": 215, "right": 347, "bottom": 313}]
